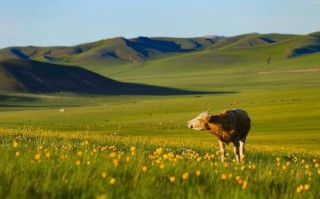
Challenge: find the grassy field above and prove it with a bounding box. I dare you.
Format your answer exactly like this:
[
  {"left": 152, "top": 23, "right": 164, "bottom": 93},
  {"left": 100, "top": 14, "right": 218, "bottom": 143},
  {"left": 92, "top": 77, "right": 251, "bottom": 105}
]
[
  {"left": 0, "top": 86, "right": 319, "bottom": 198},
  {"left": 0, "top": 128, "right": 319, "bottom": 199},
  {"left": 1, "top": 38, "right": 320, "bottom": 198}
]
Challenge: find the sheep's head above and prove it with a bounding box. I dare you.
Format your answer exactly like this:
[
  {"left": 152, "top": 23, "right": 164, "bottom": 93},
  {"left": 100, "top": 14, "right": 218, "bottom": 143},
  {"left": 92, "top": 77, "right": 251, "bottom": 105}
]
[{"left": 187, "top": 111, "right": 211, "bottom": 131}]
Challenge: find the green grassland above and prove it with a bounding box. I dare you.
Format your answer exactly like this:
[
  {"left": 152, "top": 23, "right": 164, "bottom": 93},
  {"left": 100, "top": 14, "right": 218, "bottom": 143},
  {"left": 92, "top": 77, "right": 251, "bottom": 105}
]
[{"left": 0, "top": 33, "right": 320, "bottom": 198}]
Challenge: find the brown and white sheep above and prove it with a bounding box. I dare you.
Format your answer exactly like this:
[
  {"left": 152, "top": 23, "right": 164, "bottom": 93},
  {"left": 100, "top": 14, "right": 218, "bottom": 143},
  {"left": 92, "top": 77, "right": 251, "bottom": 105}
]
[{"left": 187, "top": 109, "right": 251, "bottom": 163}]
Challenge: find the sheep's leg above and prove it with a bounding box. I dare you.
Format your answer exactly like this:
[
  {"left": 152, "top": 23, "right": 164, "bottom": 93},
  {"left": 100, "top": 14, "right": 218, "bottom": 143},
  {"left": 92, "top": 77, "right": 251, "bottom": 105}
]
[
  {"left": 239, "top": 138, "right": 246, "bottom": 162},
  {"left": 219, "top": 140, "right": 226, "bottom": 162},
  {"left": 233, "top": 141, "right": 240, "bottom": 163}
]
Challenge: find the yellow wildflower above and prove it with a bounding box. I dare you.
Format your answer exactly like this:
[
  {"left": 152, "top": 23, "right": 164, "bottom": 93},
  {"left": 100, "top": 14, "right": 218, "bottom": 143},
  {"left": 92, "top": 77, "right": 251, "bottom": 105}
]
[
  {"left": 113, "top": 159, "right": 119, "bottom": 167},
  {"left": 169, "top": 176, "right": 175, "bottom": 183},
  {"left": 296, "top": 187, "right": 302, "bottom": 193},
  {"left": 142, "top": 166, "right": 148, "bottom": 172},
  {"left": 97, "top": 195, "right": 107, "bottom": 199},
  {"left": 242, "top": 180, "right": 248, "bottom": 189},
  {"left": 155, "top": 148, "right": 163, "bottom": 155},
  {"left": 101, "top": 172, "right": 107, "bottom": 178},
  {"left": 108, "top": 146, "right": 116, "bottom": 150},
  {"left": 13, "top": 141, "right": 18, "bottom": 148},
  {"left": 196, "top": 170, "right": 201, "bottom": 176},
  {"left": 296, "top": 185, "right": 304, "bottom": 193},
  {"left": 109, "top": 178, "right": 116, "bottom": 185},
  {"left": 168, "top": 152, "right": 174, "bottom": 159},
  {"left": 182, "top": 172, "right": 189, "bottom": 180},
  {"left": 130, "top": 146, "right": 135, "bottom": 152},
  {"left": 282, "top": 165, "right": 287, "bottom": 170},
  {"left": 130, "top": 146, "right": 135, "bottom": 155},
  {"left": 304, "top": 184, "right": 310, "bottom": 190},
  {"left": 15, "top": 151, "right": 20, "bottom": 157},
  {"left": 221, "top": 173, "right": 227, "bottom": 180},
  {"left": 176, "top": 155, "right": 183, "bottom": 160},
  {"left": 109, "top": 152, "right": 116, "bottom": 158},
  {"left": 236, "top": 176, "right": 243, "bottom": 185},
  {"left": 35, "top": 153, "right": 41, "bottom": 160},
  {"left": 46, "top": 152, "right": 51, "bottom": 158},
  {"left": 76, "top": 160, "right": 81, "bottom": 166}
]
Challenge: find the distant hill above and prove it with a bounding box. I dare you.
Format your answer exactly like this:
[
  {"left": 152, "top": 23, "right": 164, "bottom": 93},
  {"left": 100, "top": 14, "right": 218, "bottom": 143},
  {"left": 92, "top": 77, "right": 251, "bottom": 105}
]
[
  {"left": 0, "top": 32, "right": 319, "bottom": 94},
  {"left": 0, "top": 59, "right": 213, "bottom": 95},
  {"left": 1, "top": 33, "right": 319, "bottom": 68},
  {"left": 0, "top": 36, "right": 219, "bottom": 65}
]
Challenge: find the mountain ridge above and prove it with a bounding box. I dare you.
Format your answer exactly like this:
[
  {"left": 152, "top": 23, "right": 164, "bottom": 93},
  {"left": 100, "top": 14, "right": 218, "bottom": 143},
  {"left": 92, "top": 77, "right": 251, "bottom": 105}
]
[
  {"left": 0, "top": 32, "right": 319, "bottom": 95},
  {"left": 3, "top": 32, "right": 315, "bottom": 66}
]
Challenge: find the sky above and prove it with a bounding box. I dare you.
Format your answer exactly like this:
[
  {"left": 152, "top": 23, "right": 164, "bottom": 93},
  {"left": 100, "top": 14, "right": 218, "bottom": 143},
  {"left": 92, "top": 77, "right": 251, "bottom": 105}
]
[{"left": 0, "top": 0, "right": 319, "bottom": 48}]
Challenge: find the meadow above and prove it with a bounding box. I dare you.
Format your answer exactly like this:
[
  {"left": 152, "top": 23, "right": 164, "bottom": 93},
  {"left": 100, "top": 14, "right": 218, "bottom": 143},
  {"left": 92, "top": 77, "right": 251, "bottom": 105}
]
[
  {"left": 1, "top": 39, "right": 320, "bottom": 198},
  {"left": 1, "top": 86, "right": 319, "bottom": 198},
  {"left": 0, "top": 127, "right": 319, "bottom": 199}
]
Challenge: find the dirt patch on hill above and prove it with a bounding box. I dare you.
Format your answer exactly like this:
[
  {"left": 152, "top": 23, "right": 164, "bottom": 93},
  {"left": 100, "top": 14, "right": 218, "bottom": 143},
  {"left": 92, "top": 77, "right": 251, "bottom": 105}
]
[{"left": 257, "top": 68, "right": 320, "bottom": 74}]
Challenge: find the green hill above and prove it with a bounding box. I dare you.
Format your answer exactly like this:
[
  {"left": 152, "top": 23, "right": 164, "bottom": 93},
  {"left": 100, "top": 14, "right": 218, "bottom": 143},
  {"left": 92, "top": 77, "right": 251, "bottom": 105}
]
[
  {"left": 0, "top": 59, "right": 211, "bottom": 95},
  {"left": 0, "top": 36, "right": 218, "bottom": 65},
  {"left": 0, "top": 33, "right": 318, "bottom": 69},
  {"left": 0, "top": 32, "right": 319, "bottom": 94}
]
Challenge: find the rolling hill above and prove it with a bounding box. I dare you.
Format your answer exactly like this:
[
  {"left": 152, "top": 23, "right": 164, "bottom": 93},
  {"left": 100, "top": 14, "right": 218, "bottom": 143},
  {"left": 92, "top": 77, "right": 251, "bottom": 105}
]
[
  {"left": 0, "top": 32, "right": 319, "bottom": 68},
  {"left": 1, "top": 32, "right": 317, "bottom": 66},
  {"left": 0, "top": 59, "right": 213, "bottom": 95},
  {"left": 0, "top": 36, "right": 219, "bottom": 65},
  {"left": 0, "top": 32, "right": 319, "bottom": 94}
]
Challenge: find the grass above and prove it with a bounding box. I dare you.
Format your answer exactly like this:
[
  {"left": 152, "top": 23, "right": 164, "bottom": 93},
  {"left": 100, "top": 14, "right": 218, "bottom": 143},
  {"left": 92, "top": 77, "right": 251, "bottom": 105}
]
[
  {"left": 0, "top": 128, "right": 319, "bottom": 199},
  {"left": 1, "top": 84, "right": 319, "bottom": 198},
  {"left": 1, "top": 87, "right": 319, "bottom": 151},
  {"left": 0, "top": 33, "right": 320, "bottom": 198}
]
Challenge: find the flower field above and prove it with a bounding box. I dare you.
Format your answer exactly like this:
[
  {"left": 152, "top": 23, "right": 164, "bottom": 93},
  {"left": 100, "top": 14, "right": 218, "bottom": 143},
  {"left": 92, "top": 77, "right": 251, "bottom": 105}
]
[{"left": 1, "top": 128, "right": 319, "bottom": 199}]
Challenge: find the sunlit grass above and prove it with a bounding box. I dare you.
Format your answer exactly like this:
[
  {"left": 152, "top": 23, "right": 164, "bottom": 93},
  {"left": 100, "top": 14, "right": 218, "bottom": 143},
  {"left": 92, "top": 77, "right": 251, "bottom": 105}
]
[{"left": 1, "top": 128, "right": 319, "bottom": 199}]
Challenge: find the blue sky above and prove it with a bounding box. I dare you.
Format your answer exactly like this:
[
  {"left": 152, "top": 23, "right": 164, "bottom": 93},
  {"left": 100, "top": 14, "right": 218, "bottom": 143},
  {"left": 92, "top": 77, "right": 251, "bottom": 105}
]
[{"left": 0, "top": 0, "right": 319, "bottom": 48}]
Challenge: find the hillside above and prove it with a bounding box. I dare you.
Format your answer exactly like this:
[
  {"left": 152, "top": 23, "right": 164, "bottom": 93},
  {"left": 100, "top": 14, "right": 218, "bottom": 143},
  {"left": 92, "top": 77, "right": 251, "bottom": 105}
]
[
  {"left": 0, "top": 33, "right": 319, "bottom": 68},
  {"left": 1, "top": 32, "right": 318, "bottom": 68},
  {"left": 0, "top": 59, "right": 210, "bottom": 95},
  {"left": 0, "top": 32, "right": 319, "bottom": 94},
  {"left": 0, "top": 36, "right": 219, "bottom": 65}
]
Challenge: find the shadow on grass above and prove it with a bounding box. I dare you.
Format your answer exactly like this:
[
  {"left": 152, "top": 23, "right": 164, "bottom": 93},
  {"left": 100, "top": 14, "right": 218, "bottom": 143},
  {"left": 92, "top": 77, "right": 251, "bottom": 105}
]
[
  {"left": 1, "top": 59, "right": 236, "bottom": 95},
  {"left": 0, "top": 94, "right": 38, "bottom": 102}
]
